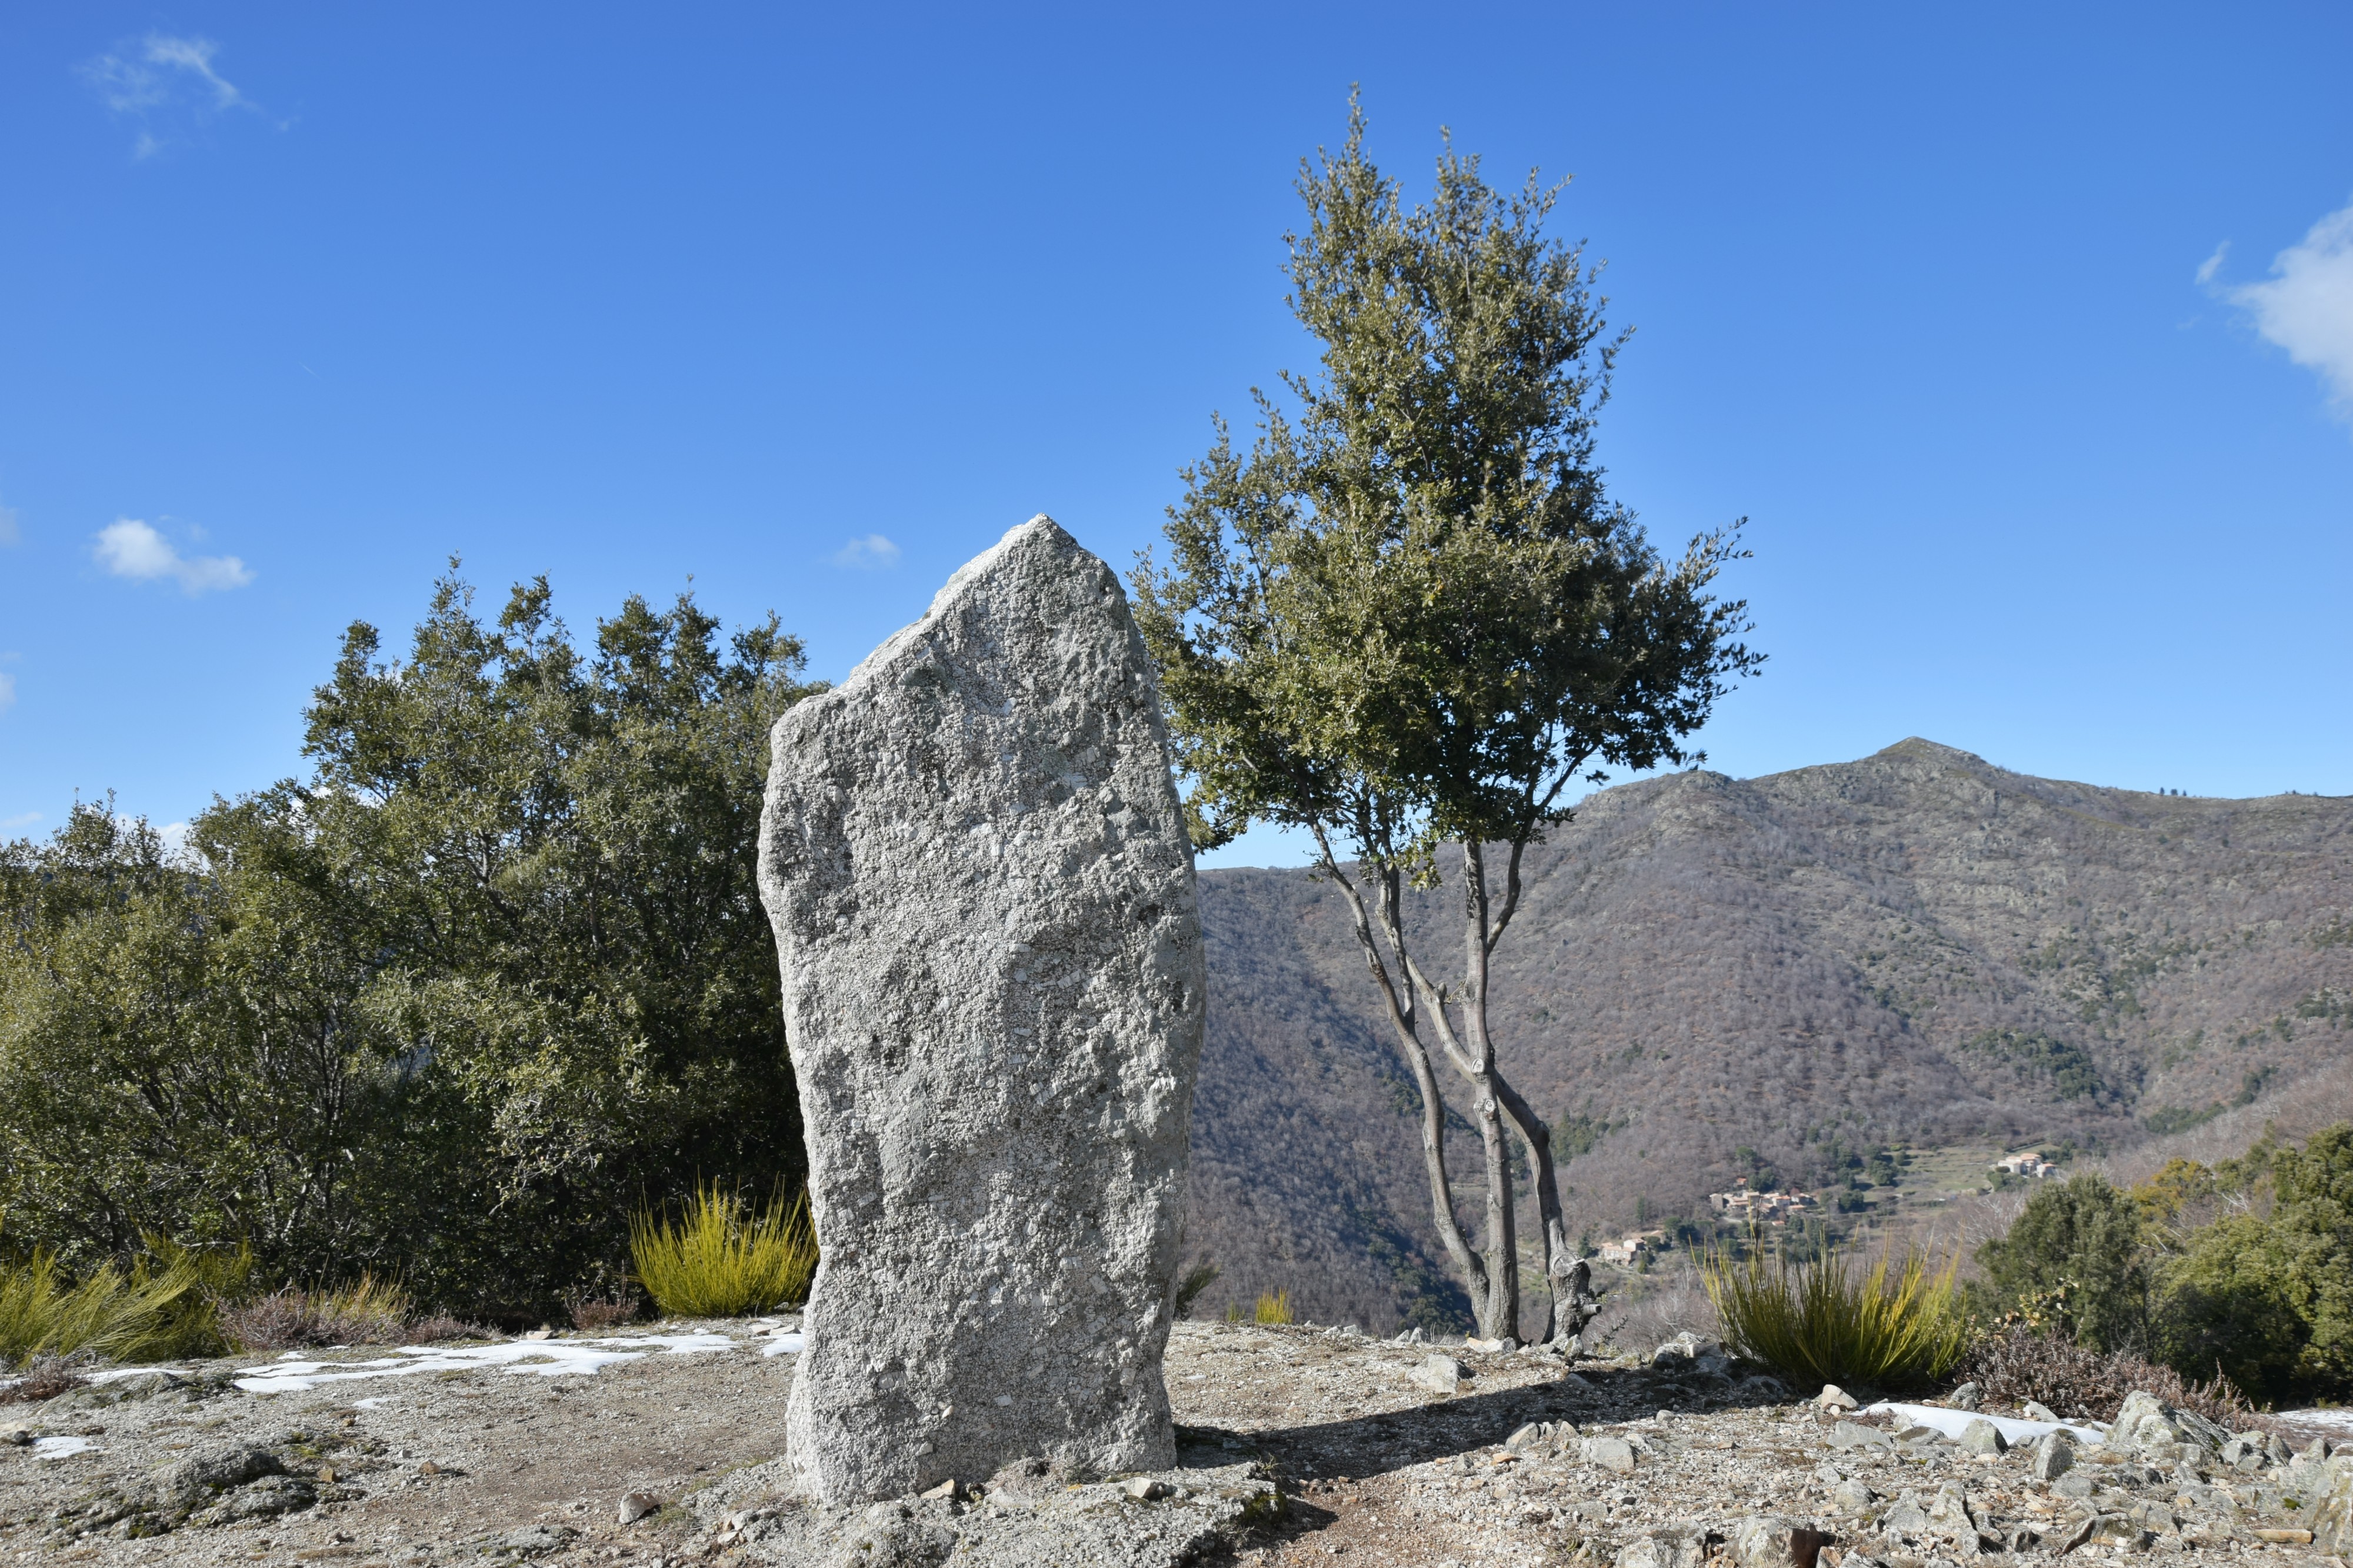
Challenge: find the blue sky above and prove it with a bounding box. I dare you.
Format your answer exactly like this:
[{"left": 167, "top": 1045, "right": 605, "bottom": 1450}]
[{"left": 2, "top": 4, "right": 2348, "bottom": 867}]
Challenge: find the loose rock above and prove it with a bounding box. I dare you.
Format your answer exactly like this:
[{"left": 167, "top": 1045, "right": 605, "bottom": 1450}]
[
  {"left": 1958, "top": 1417, "right": 2007, "bottom": 1455},
  {"left": 1409, "top": 1355, "right": 1467, "bottom": 1396}
]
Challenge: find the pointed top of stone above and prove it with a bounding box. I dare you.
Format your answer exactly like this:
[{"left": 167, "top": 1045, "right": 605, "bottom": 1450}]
[{"left": 826, "top": 513, "right": 1085, "bottom": 701}]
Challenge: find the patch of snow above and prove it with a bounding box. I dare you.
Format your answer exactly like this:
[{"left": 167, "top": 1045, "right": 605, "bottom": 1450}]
[
  {"left": 2282, "top": 1408, "right": 2353, "bottom": 1434},
  {"left": 34, "top": 1436, "right": 100, "bottom": 1460},
  {"left": 354, "top": 1396, "right": 398, "bottom": 1409},
  {"left": 1865, "top": 1400, "right": 2107, "bottom": 1446},
  {"left": 232, "top": 1333, "right": 739, "bottom": 1394},
  {"left": 760, "top": 1332, "right": 805, "bottom": 1357},
  {"left": 87, "top": 1365, "right": 193, "bottom": 1384}
]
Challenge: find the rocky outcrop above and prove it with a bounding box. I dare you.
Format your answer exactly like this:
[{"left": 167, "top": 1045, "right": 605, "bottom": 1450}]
[{"left": 758, "top": 516, "right": 1206, "bottom": 1504}]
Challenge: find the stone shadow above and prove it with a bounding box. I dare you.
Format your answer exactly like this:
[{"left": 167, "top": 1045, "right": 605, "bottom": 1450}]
[{"left": 1177, "top": 1365, "right": 1791, "bottom": 1484}]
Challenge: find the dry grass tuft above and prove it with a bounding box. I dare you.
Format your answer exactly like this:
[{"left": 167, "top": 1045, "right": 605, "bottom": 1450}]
[
  {"left": 221, "top": 1275, "right": 416, "bottom": 1352},
  {"left": 1703, "top": 1239, "right": 1966, "bottom": 1390},
  {"left": 0, "top": 1352, "right": 90, "bottom": 1404},
  {"left": 1252, "top": 1289, "right": 1295, "bottom": 1326},
  {"left": 566, "top": 1290, "right": 642, "bottom": 1333},
  {"left": 631, "top": 1183, "right": 816, "bottom": 1319}
]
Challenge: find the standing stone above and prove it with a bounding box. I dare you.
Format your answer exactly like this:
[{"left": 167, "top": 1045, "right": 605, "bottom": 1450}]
[{"left": 757, "top": 516, "right": 1206, "bottom": 1504}]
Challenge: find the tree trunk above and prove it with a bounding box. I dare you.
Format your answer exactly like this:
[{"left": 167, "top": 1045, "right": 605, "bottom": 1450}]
[
  {"left": 1494, "top": 1072, "right": 1581, "bottom": 1345},
  {"left": 1315, "top": 837, "right": 1492, "bottom": 1330},
  {"left": 1459, "top": 842, "right": 1518, "bottom": 1342}
]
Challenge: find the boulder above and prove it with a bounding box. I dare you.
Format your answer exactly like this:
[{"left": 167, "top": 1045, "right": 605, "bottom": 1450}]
[
  {"left": 1829, "top": 1420, "right": 1891, "bottom": 1452},
  {"left": 1583, "top": 1435, "right": 1639, "bottom": 1474},
  {"left": 758, "top": 517, "right": 1207, "bottom": 1503},
  {"left": 1617, "top": 1527, "right": 1712, "bottom": 1568},
  {"left": 1958, "top": 1417, "right": 2007, "bottom": 1455},
  {"left": 1831, "top": 1477, "right": 1877, "bottom": 1513},
  {"left": 1815, "top": 1384, "right": 1859, "bottom": 1411},
  {"left": 145, "top": 1443, "right": 284, "bottom": 1515},
  {"left": 1731, "top": 1516, "right": 1825, "bottom": 1568},
  {"left": 1410, "top": 1355, "right": 1468, "bottom": 1395},
  {"left": 2031, "top": 1432, "right": 2075, "bottom": 1480},
  {"left": 2312, "top": 1454, "right": 2353, "bottom": 1554}
]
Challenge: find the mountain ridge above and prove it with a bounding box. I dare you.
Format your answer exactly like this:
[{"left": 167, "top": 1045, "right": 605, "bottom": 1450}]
[{"left": 1179, "top": 738, "right": 2353, "bottom": 1331}]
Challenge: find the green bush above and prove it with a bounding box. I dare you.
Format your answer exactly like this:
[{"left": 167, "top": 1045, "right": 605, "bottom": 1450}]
[
  {"left": 1970, "top": 1173, "right": 2149, "bottom": 1353},
  {"left": 630, "top": 1184, "right": 816, "bottom": 1319},
  {"left": 0, "top": 574, "right": 819, "bottom": 1316},
  {"left": 1702, "top": 1240, "right": 1965, "bottom": 1389},
  {"left": 2152, "top": 1124, "right": 2353, "bottom": 1402}
]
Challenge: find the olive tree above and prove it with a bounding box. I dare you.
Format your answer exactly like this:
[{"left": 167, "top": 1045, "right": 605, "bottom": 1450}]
[{"left": 1132, "top": 101, "right": 1758, "bottom": 1342}]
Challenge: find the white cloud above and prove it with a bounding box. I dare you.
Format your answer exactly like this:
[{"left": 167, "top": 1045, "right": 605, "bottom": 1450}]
[
  {"left": 2196, "top": 242, "right": 2228, "bottom": 286},
  {"left": 83, "top": 33, "right": 257, "bottom": 157},
  {"left": 1, "top": 811, "right": 40, "bottom": 832},
  {"left": 0, "top": 673, "right": 14, "bottom": 713},
  {"left": 94, "top": 518, "right": 254, "bottom": 594},
  {"left": 2219, "top": 199, "right": 2353, "bottom": 421},
  {"left": 831, "top": 534, "right": 903, "bottom": 569}
]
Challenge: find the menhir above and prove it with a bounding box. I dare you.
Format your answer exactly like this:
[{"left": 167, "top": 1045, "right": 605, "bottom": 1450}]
[{"left": 756, "top": 514, "right": 1206, "bottom": 1503}]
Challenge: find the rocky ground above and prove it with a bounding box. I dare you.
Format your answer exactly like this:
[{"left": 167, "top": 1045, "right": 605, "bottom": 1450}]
[{"left": 4, "top": 1320, "right": 2345, "bottom": 1568}]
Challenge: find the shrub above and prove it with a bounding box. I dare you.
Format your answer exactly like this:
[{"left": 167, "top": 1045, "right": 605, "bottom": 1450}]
[
  {"left": 0, "top": 1248, "right": 222, "bottom": 1366},
  {"left": 566, "top": 1290, "right": 642, "bottom": 1333},
  {"left": 1702, "top": 1240, "right": 1965, "bottom": 1390},
  {"left": 1172, "top": 1262, "right": 1221, "bottom": 1320},
  {"left": 630, "top": 1184, "right": 816, "bottom": 1319},
  {"left": 0, "top": 576, "right": 821, "bottom": 1318},
  {"left": 220, "top": 1275, "right": 416, "bottom": 1352},
  {"left": 1252, "top": 1289, "right": 1295, "bottom": 1326},
  {"left": 1957, "top": 1322, "right": 2274, "bottom": 1430},
  {"left": 0, "top": 1353, "right": 88, "bottom": 1404},
  {"left": 1970, "top": 1173, "right": 2149, "bottom": 1353},
  {"left": 2152, "top": 1123, "right": 2353, "bottom": 1402}
]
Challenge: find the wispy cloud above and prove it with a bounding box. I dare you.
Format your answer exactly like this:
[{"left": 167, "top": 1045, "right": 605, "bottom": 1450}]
[
  {"left": 0, "top": 675, "right": 14, "bottom": 713},
  {"left": 94, "top": 518, "right": 254, "bottom": 594},
  {"left": 831, "top": 534, "right": 903, "bottom": 569},
  {"left": 83, "top": 33, "right": 259, "bottom": 158},
  {"left": 1, "top": 811, "right": 40, "bottom": 832},
  {"left": 2213, "top": 199, "right": 2353, "bottom": 423}
]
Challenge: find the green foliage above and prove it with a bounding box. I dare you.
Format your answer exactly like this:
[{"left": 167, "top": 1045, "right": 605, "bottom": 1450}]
[
  {"left": 1961, "top": 1029, "right": 2103, "bottom": 1099},
  {"left": 1551, "top": 1113, "right": 1612, "bottom": 1162},
  {"left": 629, "top": 1183, "right": 816, "bottom": 1319},
  {"left": 1131, "top": 93, "right": 1756, "bottom": 1343},
  {"left": 1701, "top": 1240, "right": 1965, "bottom": 1389},
  {"left": 1172, "top": 1262, "right": 1221, "bottom": 1320},
  {"left": 1971, "top": 1173, "right": 2149, "bottom": 1353},
  {"left": 1131, "top": 100, "right": 1757, "bottom": 867},
  {"left": 0, "top": 573, "right": 819, "bottom": 1313},
  {"left": 2154, "top": 1124, "right": 2353, "bottom": 1402}
]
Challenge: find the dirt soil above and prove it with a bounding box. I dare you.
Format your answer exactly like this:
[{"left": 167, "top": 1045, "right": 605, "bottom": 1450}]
[{"left": 2, "top": 1320, "right": 2339, "bottom": 1568}]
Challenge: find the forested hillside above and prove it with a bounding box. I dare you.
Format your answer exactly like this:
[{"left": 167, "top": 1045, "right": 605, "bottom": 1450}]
[{"left": 1182, "top": 738, "right": 2353, "bottom": 1332}]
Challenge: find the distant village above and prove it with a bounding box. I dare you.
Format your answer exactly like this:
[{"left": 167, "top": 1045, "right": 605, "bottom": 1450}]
[{"left": 1587, "top": 1149, "right": 2062, "bottom": 1265}]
